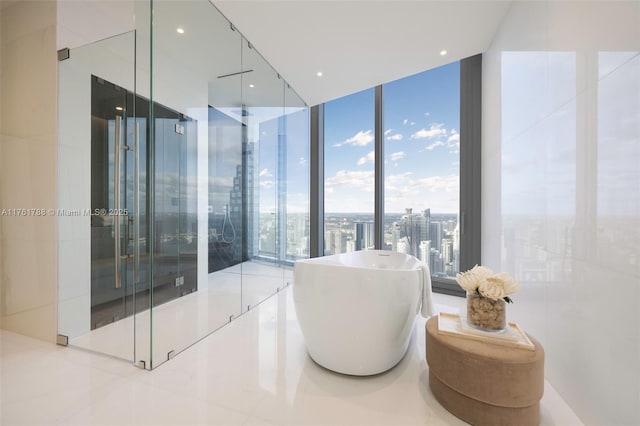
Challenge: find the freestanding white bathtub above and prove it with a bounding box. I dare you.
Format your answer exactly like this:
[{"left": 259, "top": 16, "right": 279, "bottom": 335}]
[{"left": 293, "top": 250, "right": 434, "bottom": 376}]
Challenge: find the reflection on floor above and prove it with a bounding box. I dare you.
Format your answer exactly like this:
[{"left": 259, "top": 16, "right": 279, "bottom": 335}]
[
  {"left": 1, "top": 289, "right": 583, "bottom": 426},
  {"left": 70, "top": 260, "right": 291, "bottom": 369}
]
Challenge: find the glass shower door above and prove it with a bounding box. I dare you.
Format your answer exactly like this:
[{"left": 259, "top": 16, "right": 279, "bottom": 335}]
[
  {"left": 57, "top": 30, "right": 150, "bottom": 367},
  {"left": 90, "top": 79, "right": 136, "bottom": 330}
]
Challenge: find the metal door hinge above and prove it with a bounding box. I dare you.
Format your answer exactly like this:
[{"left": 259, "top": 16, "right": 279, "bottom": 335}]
[{"left": 57, "top": 48, "right": 70, "bottom": 61}]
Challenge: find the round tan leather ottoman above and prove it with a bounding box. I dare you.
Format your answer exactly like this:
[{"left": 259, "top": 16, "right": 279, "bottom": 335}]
[{"left": 426, "top": 316, "right": 544, "bottom": 426}]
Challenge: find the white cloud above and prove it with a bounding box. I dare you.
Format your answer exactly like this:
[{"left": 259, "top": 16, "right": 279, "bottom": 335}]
[
  {"left": 385, "top": 172, "right": 413, "bottom": 187},
  {"left": 390, "top": 151, "right": 406, "bottom": 161},
  {"left": 403, "top": 119, "right": 408, "bottom": 125},
  {"left": 384, "top": 129, "right": 393, "bottom": 135},
  {"left": 410, "top": 121, "right": 416, "bottom": 126},
  {"left": 447, "top": 132, "right": 460, "bottom": 154},
  {"left": 357, "top": 151, "right": 375, "bottom": 166},
  {"left": 386, "top": 133, "right": 403, "bottom": 141},
  {"left": 410, "top": 123, "right": 446, "bottom": 140},
  {"left": 299, "top": 157, "right": 308, "bottom": 166},
  {"left": 447, "top": 133, "right": 460, "bottom": 146},
  {"left": 425, "top": 141, "right": 445, "bottom": 151},
  {"left": 259, "top": 168, "right": 272, "bottom": 177},
  {"left": 325, "top": 170, "right": 374, "bottom": 190},
  {"left": 333, "top": 130, "right": 374, "bottom": 147},
  {"left": 260, "top": 180, "right": 274, "bottom": 188},
  {"left": 415, "top": 175, "right": 459, "bottom": 192},
  {"left": 424, "top": 112, "right": 431, "bottom": 116}
]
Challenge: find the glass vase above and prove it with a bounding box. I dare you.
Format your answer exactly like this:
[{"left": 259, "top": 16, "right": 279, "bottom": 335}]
[{"left": 466, "top": 292, "right": 506, "bottom": 332}]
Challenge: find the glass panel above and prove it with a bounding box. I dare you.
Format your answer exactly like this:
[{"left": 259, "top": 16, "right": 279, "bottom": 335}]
[
  {"left": 58, "top": 0, "right": 301, "bottom": 370},
  {"left": 204, "top": 14, "right": 244, "bottom": 335},
  {"left": 324, "top": 88, "right": 375, "bottom": 255},
  {"left": 57, "top": 30, "right": 143, "bottom": 362},
  {"left": 501, "top": 52, "right": 576, "bottom": 284},
  {"left": 241, "top": 38, "right": 286, "bottom": 311},
  {"left": 283, "top": 87, "right": 309, "bottom": 287},
  {"left": 383, "top": 62, "right": 461, "bottom": 278},
  {"left": 284, "top": 86, "right": 310, "bottom": 265},
  {"left": 597, "top": 52, "right": 639, "bottom": 275},
  {"left": 149, "top": 0, "right": 242, "bottom": 368}
]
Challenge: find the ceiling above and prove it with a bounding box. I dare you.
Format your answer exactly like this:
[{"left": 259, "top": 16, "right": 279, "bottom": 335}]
[{"left": 212, "top": 1, "right": 512, "bottom": 106}]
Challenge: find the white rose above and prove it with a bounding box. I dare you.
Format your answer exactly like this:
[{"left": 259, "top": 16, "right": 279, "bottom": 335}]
[
  {"left": 456, "top": 271, "right": 479, "bottom": 292},
  {"left": 478, "top": 276, "right": 506, "bottom": 300},
  {"left": 493, "top": 272, "right": 519, "bottom": 295},
  {"left": 455, "top": 265, "right": 494, "bottom": 293},
  {"left": 472, "top": 265, "right": 494, "bottom": 280}
]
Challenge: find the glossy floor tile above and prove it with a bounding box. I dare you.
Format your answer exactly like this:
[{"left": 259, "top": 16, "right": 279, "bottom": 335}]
[
  {"left": 68, "top": 260, "right": 289, "bottom": 368},
  {"left": 1, "top": 288, "right": 583, "bottom": 425}
]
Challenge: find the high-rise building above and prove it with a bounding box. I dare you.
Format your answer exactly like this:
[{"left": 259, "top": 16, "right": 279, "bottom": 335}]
[
  {"left": 354, "top": 221, "right": 375, "bottom": 251},
  {"left": 419, "top": 209, "right": 431, "bottom": 243},
  {"left": 430, "top": 221, "right": 443, "bottom": 252},
  {"left": 442, "top": 238, "right": 454, "bottom": 275},
  {"left": 419, "top": 240, "right": 431, "bottom": 263},
  {"left": 429, "top": 248, "right": 442, "bottom": 275}
]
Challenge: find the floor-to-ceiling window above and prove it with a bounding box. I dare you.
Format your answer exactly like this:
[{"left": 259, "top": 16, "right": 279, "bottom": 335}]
[
  {"left": 323, "top": 88, "right": 375, "bottom": 254},
  {"left": 313, "top": 57, "right": 480, "bottom": 295},
  {"left": 383, "top": 62, "right": 461, "bottom": 278}
]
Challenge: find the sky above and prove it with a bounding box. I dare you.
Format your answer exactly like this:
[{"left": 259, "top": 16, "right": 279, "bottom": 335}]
[{"left": 323, "top": 61, "right": 461, "bottom": 214}]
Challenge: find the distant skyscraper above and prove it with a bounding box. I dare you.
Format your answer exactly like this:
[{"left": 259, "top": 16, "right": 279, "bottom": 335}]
[
  {"left": 419, "top": 240, "right": 431, "bottom": 263},
  {"left": 354, "top": 221, "right": 374, "bottom": 251},
  {"left": 430, "top": 221, "right": 443, "bottom": 252},
  {"left": 442, "top": 238, "right": 454, "bottom": 275},
  {"left": 419, "top": 209, "right": 431, "bottom": 243},
  {"left": 429, "top": 249, "right": 441, "bottom": 275},
  {"left": 391, "top": 222, "right": 402, "bottom": 252}
]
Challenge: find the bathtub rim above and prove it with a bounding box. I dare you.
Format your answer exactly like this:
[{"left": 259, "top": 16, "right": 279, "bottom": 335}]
[{"left": 294, "top": 250, "right": 426, "bottom": 272}]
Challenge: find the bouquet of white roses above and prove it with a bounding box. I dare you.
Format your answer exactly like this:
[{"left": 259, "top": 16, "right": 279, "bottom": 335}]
[{"left": 455, "top": 265, "right": 520, "bottom": 303}]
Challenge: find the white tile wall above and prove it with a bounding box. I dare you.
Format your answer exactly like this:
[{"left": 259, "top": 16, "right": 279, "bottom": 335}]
[
  {"left": 0, "top": 0, "right": 58, "bottom": 343},
  {"left": 482, "top": 1, "right": 640, "bottom": 424}
]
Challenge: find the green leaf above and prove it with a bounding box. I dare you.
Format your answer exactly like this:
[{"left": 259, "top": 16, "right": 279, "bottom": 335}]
[{"left": 503, "top": 296, "right": 514, "bottom": 304}]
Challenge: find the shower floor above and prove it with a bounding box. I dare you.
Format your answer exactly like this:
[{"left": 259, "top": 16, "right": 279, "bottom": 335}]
[{"left": 70, "top": 260, "right": 292, "bottom": 368}]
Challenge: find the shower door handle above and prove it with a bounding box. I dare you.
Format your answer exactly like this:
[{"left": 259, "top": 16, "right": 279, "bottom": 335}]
[
  {"left": 114, "top": 115, "right": 122, "bottom": 289},
  {"left": 134, "top": 121, "right": 140, "bottom": 287}
]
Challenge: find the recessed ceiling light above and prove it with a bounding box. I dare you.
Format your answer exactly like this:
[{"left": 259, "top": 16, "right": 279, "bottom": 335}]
[
  {"left": 177, "top": 28, "right": 185, "bottom": 34},
  {"left": 316, "top": 71, "right": 323, "bottom": 77},
  {"left": 115, "top": 106, "right": 124, "bottom": 111},
  {"left": 440, "top": 50, "right": 447, "bottom": 56},
  {"left": 249, "top": 84, "right": 255, "bottom": 88}
]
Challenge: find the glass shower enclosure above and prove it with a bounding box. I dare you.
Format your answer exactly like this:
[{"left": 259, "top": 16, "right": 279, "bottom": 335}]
[{"left": 57, "top": 0, "right": 309, "bottom": 370}]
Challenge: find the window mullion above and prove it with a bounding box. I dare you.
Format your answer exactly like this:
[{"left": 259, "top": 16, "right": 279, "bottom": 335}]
[
  {"left": 374, "top": 85, "right": 384, "bottom": 249},
  {"left": 310, "top": 104, "right": 324, "bottom": 258}
]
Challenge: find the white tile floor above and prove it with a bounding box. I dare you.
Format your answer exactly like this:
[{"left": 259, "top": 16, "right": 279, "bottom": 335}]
[
  {"left": 1, "top": 288, "right": 584, "bottom": 426},
  {"left": 67, "top": 261, "right": 291, "bottom": 369}
]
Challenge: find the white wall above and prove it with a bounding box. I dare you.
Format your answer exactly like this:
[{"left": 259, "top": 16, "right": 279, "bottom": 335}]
[
  {"left": 482, "top": 1, "right": 640, "bottom": 424},
  {"left": 0, "top": 0, "right": 58, "bottom": 342}
]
